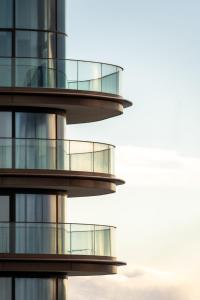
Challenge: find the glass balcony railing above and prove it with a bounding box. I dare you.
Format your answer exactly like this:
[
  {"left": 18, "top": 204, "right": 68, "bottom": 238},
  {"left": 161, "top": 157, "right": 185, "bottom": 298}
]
[
  {"left": 0, "top": 58, "right": 123, "bottom": 96},
  {"left": 0, "top": 138, "right": 115, "bottom": 175},
  {"left": 0, "top": 222, "right": 116, "bottom": 257}
]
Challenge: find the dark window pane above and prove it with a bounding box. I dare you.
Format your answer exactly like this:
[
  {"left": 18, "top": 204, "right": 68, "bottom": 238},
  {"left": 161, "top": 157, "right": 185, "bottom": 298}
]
[
  {"left": 15, "top": 223, "right": 57, "bottom": 253},
  {"left": 0, "top": 58, "right": 12, "bottom": 87},
  {"left": 16, "top": 0, "right": 56, "bottom": 30},
  {"left": 0, "top": 112, "right": 12, "bottom": 137},
  {"left": 57, "top": 0, "right": 67, "bottom": 33},
  {"left": 0, "top": 0, "right": 12, "bottom": 28},
  {"left": 57, "top": 34, "right": 67, "bottom": 59},
  {"left": 15, "top": 112, "right": 56, "bottom": 139},
  {"left": 57, "top": 114, "right": 67, "bottom": 139},
  {"left": 16, "top": 278, "right": 56, "bottom": 300},
  {"left": 16, "top": 194, "right": 56, "bottom": 222},
  {"left": 16, "top": 31, "right": 56, "bottom": 59},
  {"left": 0, "top": 278, "right": 12, "bottom": 300},
  {"left": 15, "top": 113, "right": 56, "bottom": 169},
  {"left": 58, "top": 279, "right": 68, "bottom": 300},
  {"left": 0, "top": 112, "right": 12, "bottom": 168},
  {"left": 0, "top": 196, "right": 9, "bottom": 221},
  {"left": 0, "top": 32, "right": 12, "bottom": 57},
  {"left": 58, "top": 195, "right": 67, "bottom": 223}
]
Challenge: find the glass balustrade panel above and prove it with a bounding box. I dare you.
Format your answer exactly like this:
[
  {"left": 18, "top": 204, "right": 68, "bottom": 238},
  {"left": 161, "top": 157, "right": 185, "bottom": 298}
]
[
  {"left": 58, "top": 224, "right": 70, "bottom": 254},
  {"left": 15, "top": 223, "right": 57, "bottom": 254},
  {"left": 0, "top": 58, "right": 12, "bottom": 87},
  {"left": 95, "top": 226, "right": 112, "bottom": 256},
  {"left": 15, "top": 139, "right": 56, "bottom": 169},
  {"left": 15, "top": 58, "right": 56, "bottom": 88},
  {"left": 0, "top": 139, "right": 12, "bottom": 168},
  {"left": 78, "top": 61, "right": 101, "bottom": 92},
  {"left": 0, "top": 223, "right": 9, "bottom": 253},
  {"left": 58, "top": 59, "right": 78, "bottom": 90},
  {"left": 93, "top": 143, "right": 110, "bottom": 173},
  {"left": 70, "top": 141, "right": 93, "bottom": 172},
  {"left": 102, "top": 64, "right": 118, "bottom": 94},
  {"left": 0, "top": 222, "right": 115, "bottom": 256},
  {"left": 57, "top": 140, "right": 69, "bottom": 170},
  {"left": 70, "top": 224, "right": 95, "bottom": 255}
]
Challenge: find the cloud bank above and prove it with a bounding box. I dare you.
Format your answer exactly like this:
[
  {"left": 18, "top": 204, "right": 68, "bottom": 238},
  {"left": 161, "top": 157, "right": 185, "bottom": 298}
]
[
  {"left": 116, "top": 145, "right": 200, "bottom": 188},
  {"left": 68, "top": 266, "right": 188, "bottom": 300}
]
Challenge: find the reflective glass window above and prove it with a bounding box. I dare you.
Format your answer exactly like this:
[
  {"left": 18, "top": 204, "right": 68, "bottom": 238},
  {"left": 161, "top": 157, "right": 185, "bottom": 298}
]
[
  {"left": 57, "top": 59, "right": 68, "bottom": 89},
  {"left": 15, "top": 278, "right": 56, "bottom": 300},
  {"left": 58, "top": 279, "right": 68, "bottom": 300},
  {"left": 0, "top": 196, "right": 9, "bottom": 221},
  {"left": 0, "top": 277, "right": 12, "bottom": 300},
  {"left": 0, "top": 112, "right": 12, "bottom": 137},
  {"left": 0, "top": 32, "right": 12, "bottom": 57},
  {"left": 57, "top": 114, "right": 67, "bottom": 139},
  {"left": 16, "top": 194, "right": 56, "bottom": 222},
  {"left": 16, "top": 31, "right": 56, "bottom": 59},
  {"left": 15, "top": 113, "right": 56, "bottom": 169},
  {"left": 0, "top": 58, "right": 12, "bottom": 87},
  {"left": 16, "top": 0, "right": 56, "bottom": 30},
  {"left": 57, "top": 0, "right": 67, "bottom": 33},
  {"left": 57, "top": 34, "right": 67, "bottom": 59},
  {"left": 58, "top": 195, "right": 67, "bottom": 223},
  {"left": 15, "top": 112, "right": 56, "bottom": 139},
  {"left": 0, "top": 0, "right": 12, "bottom": 28}
]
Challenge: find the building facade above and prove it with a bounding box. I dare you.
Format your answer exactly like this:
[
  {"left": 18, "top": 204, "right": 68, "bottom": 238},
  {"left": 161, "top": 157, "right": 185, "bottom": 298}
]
[{"left": 0, "top": 0, "right": 131, "bottom": 299}]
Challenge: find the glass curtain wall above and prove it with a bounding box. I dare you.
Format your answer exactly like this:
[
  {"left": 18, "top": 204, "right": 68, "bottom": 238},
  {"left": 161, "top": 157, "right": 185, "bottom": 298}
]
[
  {"left": 15, "top": 0, "right": 56, "bottom": 30},
  {"left": 0, "top": 111, "right": 67, "bottom": 170},
  {"left": 15, "top": 194, "right": 57, "bottom": 254},
  {"left": 0, "top": 278, "right": 12, "bottom": 300},
  {"left": 0, "top": 112, "right": 12, "bottom": 168},
  {"left": 0, "top": 277, "right": 68, "bottom": 300},
  {"left": 0, "top": 0, "right": 67, "bottom": 87},
  {"left": 0, "top": 0, "right": 13, "bottom": 28},
  {"left": 0, "top": 193, "right": 67, "bottom": 254},
  {"left": 15, "top": 112, "right": 56, "bottom": 169}
]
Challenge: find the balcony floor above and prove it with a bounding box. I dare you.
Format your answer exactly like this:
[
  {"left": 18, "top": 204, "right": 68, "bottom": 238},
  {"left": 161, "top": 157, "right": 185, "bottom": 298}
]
[{"left": 0, "top": 87, "right": 132, "bottom": 124}]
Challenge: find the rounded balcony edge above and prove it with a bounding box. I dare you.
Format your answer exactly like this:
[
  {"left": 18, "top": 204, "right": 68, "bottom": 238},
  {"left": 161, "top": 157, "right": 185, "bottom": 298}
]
[
  {"left": 0, "top": 169, "right": 125, "bottom": 197},
  {"left": 0, "top": 87, "right": 132, "bottom": 124},
  {"left": 0, "top": 254, "right": 126, "bottom": 276}
]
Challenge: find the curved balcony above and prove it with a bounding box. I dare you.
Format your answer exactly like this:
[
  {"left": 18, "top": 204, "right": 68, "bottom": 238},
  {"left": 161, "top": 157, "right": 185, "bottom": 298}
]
[
  {"left": 0, "top": 222, "right": 115, "bottom": 257},
  {"left": 0, "top": 138, "right": 115, "bottom": 174},
  {"left": 0, "top": 58, "right": 132, "bottom": 124},
  {"left": 0, "top": 138, "right": 123, "bottom": 196},
  {"left": 0, "top": 58, "right": 122, "bottom": 95}
]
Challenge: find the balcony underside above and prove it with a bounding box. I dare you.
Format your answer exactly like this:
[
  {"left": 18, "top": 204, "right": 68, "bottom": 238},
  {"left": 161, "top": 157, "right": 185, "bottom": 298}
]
[
  {"left": 0, "top": 170, "right": 124, "bottom": 197},
  {"left": 0, "top": 254, "right": 125, "bottom": 276},
  {"left": 0, "top": 88, "right": 131, "bottom": 124}
]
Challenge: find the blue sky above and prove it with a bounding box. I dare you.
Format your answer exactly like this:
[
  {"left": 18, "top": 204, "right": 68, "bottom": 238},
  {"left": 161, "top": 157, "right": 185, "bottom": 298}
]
[{"left": 67, "top": 1, "right": 200, "bottom": 299}]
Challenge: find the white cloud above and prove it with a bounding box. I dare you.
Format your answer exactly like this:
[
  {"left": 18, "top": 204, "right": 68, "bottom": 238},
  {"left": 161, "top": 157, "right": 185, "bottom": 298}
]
[
  {"left": 68, "top": 266, "right": 188, "bottom": 300},
  {"left": 116, "top": 146, "right": 200, "bottom": 188}
]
